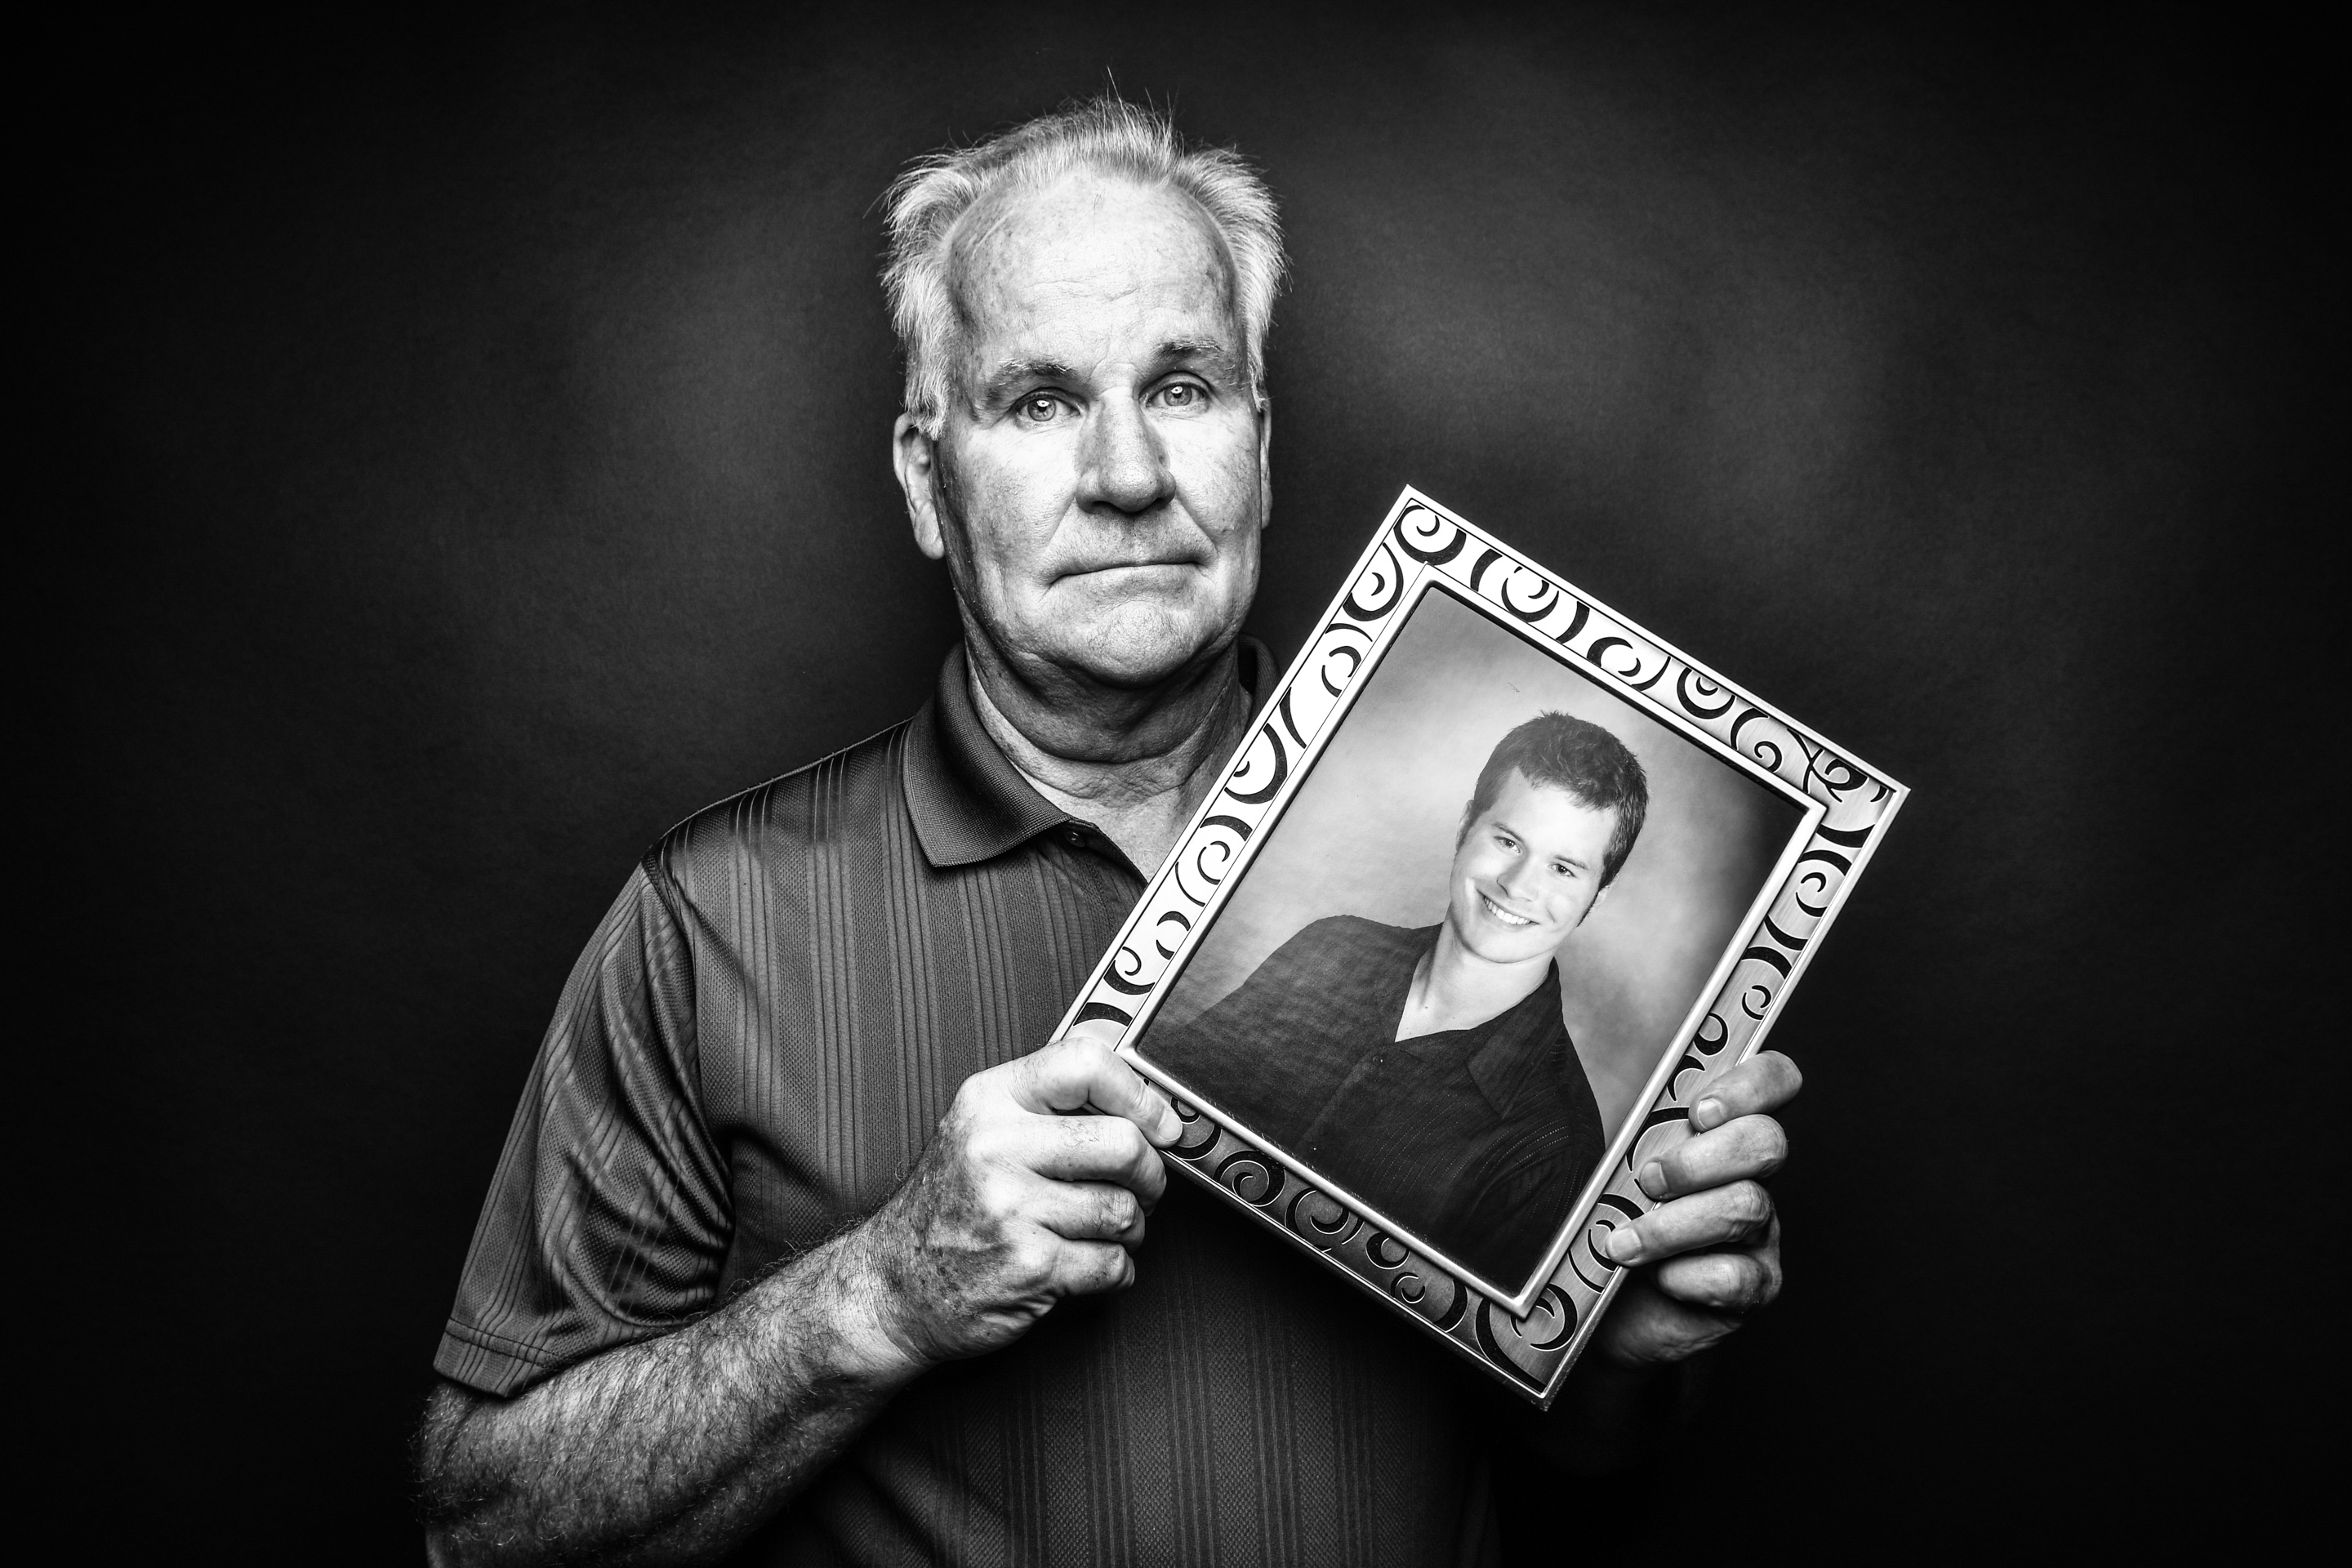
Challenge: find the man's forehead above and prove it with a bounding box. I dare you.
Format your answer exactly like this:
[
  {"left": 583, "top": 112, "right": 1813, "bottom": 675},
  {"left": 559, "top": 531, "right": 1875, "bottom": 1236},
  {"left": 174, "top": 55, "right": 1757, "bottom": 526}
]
[
  {"left": 951, "top": 172, "right": 1239, "bottom": 359},
  {"left": 1495, "top": 770, "right": 1616, "bottom": 826}
]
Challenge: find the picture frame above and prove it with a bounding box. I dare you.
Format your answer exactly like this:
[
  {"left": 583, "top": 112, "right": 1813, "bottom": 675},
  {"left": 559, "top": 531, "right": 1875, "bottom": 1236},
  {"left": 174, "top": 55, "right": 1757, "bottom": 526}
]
[{"left": 1053, "top": 488, "right": 1908, "bottom": 1405}]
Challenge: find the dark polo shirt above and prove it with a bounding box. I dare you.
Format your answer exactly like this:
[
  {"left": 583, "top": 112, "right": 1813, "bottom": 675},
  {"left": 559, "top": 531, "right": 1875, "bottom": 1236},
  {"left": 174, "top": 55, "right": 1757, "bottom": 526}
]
[
  {"left": 436, "top": 643, "right": 1497, "bottom": 1566},
  {"left": 1145, "top": 917, "right": 1605, "bottom": 1292}
]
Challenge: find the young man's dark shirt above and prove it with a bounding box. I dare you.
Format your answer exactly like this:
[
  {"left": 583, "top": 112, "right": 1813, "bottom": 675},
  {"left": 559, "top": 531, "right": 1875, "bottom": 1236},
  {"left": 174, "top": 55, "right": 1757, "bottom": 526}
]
[{"left": 1143, "top": 917, "right": 1606, "bottom": 1290}]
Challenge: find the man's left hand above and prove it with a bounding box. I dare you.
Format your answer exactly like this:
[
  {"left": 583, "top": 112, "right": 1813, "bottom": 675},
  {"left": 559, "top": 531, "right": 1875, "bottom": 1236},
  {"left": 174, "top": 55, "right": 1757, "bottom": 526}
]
[{"left": 1592, "top": 1049, "right": 1800, "bottom": 1366}]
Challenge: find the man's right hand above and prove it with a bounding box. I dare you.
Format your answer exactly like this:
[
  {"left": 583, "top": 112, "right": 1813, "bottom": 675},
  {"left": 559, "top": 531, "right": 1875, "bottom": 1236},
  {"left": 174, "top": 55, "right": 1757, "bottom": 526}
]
[
  {"left": 417, "top": 1034, "right": 1180, "bottom": 1566},
  {"left": 841, "top": 1032, "right": 1183, "bottom": 1370}
]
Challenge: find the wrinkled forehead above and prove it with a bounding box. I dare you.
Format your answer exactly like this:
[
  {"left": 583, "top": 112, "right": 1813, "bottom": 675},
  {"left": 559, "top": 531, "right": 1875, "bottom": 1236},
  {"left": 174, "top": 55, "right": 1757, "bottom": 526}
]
[{"left": 946, "top": 172, "right": 1242, "bottom": 354}]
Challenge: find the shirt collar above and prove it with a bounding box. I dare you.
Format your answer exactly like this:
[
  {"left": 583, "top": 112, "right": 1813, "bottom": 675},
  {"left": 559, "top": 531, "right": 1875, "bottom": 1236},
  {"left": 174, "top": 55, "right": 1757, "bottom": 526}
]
[
  {"left": 902, "top": 636, "right": 1276, "bottom": 870},
  {"left": 1462, "top": 961, "right": 1574, "bottom": 1117}
]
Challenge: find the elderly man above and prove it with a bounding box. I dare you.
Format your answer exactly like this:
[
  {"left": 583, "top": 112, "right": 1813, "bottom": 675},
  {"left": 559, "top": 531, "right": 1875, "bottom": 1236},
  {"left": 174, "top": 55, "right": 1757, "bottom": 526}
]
[{"left": 416, "top": 98, "right": 1796, "bottom": 1566}]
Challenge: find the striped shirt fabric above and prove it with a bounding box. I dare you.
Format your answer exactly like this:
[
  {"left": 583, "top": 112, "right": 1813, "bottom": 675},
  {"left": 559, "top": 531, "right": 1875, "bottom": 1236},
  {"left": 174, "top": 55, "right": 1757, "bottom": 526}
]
[{"left": 437, "top": 641, "right": 1499, "bottom": 1566}]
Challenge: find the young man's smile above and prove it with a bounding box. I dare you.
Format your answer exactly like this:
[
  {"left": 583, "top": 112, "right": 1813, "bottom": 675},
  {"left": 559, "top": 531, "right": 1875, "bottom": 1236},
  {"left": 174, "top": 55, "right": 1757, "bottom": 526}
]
[{"left": 1446, "top": 768, "right": 1621, "bottom": 966}]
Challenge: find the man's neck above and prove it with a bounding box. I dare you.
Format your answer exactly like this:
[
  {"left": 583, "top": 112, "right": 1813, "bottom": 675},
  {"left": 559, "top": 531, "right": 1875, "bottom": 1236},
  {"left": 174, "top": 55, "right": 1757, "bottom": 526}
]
[
  {"left": 964, "top": 634, "right": 1254, "bottom": 876},
  {"left": 1397, "top": 921, "right": 1552, "bottom": 1041}
]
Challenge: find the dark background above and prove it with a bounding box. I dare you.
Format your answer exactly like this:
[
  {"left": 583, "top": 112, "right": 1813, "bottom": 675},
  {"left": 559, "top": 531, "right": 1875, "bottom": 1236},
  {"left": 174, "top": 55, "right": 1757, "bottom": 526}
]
[{"left": 45, "top": 2, "right": 2332, "bottom": 1559}]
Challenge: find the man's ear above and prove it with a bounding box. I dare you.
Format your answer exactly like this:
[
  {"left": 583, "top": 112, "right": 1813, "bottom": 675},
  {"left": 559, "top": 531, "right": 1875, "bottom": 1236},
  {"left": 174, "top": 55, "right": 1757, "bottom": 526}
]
[
  {"left": 1579, "top": 884, "right": 1612, "bottom": 927},
  {"left": 1254, "top": 394, "right": 1274, "bottom": 532},
  {"left": 893, "top": 413, "right": 947, "bottom": 561}
]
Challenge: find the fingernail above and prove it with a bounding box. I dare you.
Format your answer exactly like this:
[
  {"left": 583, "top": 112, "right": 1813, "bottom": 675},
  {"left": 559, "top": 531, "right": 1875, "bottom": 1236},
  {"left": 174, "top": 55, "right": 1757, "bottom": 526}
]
[
  {"left": 1694, "top": 1097, "right": 1725, "bottom": 1129},
  {"left": 1606, "top": 1226, "right": 1643, "bottom": 1264},
  {"left": 1636, "top": 1160, "right": 1668, "bottom": 1199}
]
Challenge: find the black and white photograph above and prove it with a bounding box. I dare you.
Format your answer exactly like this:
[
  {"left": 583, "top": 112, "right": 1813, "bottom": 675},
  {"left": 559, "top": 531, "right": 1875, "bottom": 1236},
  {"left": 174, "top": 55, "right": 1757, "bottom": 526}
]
[
  {"left": 1135, "top": 581, "right": 1808, "bottom": 1300},
  {"left": 37, "top": 4, "right": 2329, "bottom": 1562}
]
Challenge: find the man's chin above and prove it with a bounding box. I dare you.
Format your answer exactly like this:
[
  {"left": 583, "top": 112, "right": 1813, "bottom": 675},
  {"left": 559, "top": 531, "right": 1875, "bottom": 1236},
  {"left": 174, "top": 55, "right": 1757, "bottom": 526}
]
[{"left": 1038, "top": 605, "right": 1240, "bottom": 692}]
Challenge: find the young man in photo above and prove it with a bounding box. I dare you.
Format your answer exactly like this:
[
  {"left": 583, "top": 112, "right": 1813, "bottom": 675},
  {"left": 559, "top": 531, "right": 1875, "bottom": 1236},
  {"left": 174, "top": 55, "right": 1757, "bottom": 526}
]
[{"left": 1146, "top": 712, "right": 1646, "bottom": 1287}]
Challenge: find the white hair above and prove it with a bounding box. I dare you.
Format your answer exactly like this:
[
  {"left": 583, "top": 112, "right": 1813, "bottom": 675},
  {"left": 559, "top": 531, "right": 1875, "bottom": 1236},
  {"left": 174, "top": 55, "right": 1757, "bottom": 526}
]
[{"left": 880, "top": 96, "right": 1287, "bottom": 437}]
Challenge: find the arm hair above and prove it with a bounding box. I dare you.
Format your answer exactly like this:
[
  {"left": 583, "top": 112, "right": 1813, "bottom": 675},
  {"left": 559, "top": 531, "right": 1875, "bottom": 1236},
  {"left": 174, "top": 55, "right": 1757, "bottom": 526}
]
[{"left": 415, "top": 1229, "right": 916, "bottom": 1567}]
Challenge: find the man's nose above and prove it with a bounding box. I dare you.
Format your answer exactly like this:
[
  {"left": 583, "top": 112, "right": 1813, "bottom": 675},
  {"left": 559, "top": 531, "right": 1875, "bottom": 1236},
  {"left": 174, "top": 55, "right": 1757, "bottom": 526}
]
[
  {"left": 1076, "top": 395, "right": 1175, "bottom": 516},
  {"left": 1495, "top": 858, "right": 1530, "bottom": 900}
]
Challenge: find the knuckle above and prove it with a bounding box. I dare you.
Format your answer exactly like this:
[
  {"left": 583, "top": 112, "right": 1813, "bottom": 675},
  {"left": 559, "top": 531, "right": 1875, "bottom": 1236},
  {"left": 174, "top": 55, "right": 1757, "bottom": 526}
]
[
  {"left": 1008, "top": 1233, "right": 1058, "bottom": 1289},
  {"left": 1047, "top": 1117, "right": 1096, "bottom": 1165},
  {"left": 1730, "top": 1181, "right": 1774, "bottom": 1227},
  {"left": 951, "top": 1109, "right": 993, "bottom": 1147},
  {"left": 929, "top": 1102, "right": 975, "bottom": 1150},
  {"left": 1098, "top": 1243, "right": 1137, "bottom": 1290},
  {"left": 1053, "top": 1241, "right": 1109, "bottom": 1294},
  {"left": 972, "top": 1171, "right": 1019, "bottom": 1218},
  {"left": 963, "top": 1123, "right": 1016, "bottom": 1169},
  {"left": 1657, "top": 1251, "right": 1752, "bottom": 1312}
]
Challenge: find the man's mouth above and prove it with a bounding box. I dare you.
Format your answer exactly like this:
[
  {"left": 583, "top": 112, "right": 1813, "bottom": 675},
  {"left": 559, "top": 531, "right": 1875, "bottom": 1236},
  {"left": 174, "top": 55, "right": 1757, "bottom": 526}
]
[
  {"left": 1058, "top": 557, "right": 1200, "bottom": 579},
  {"left": 1478, "top": 891, "right": 1535, "bottom": 928}
]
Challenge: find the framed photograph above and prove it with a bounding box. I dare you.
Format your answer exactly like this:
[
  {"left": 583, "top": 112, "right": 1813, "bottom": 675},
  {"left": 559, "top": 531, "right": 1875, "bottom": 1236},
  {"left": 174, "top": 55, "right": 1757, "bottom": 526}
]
[{"left": 1055, "top": 489, "right": 1908, "bottom": 1404}]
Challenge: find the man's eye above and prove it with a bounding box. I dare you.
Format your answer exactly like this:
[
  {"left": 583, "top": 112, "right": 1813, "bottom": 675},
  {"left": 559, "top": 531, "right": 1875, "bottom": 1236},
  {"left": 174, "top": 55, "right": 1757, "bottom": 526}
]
[
  {"left": 1155, "top": 381, "right": 1204, "bottom": 410},
  {"left": 1020, "top": 395, "right": 1066, "bottom": 423}
]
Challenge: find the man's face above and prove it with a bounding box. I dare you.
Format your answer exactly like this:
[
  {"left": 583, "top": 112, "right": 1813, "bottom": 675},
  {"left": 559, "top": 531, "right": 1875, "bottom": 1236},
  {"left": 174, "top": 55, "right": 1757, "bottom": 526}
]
[
  {"left": 1446, "top": 769, "right": 1619, "bottom": 965},
  {"left": 896, "top": 172, "right": 1269, "bottom": 691}
]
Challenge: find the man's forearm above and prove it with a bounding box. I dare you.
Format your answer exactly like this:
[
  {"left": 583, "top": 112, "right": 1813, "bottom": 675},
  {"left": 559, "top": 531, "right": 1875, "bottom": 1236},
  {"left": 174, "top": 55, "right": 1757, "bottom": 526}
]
[{"left": 418, "top": 1229, "right": 920, "bottom": 1567}]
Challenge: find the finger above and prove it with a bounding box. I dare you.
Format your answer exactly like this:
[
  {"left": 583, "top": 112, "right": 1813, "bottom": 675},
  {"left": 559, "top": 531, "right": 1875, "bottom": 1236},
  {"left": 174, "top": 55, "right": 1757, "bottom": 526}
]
[
  {"left": 1651, "top": 1242, "right": 1783, "bottom": 1315},
  {"left": 1020, "top": 1116, "right": 1169, "bottom": 1206},
  {"left": 1051, "top": 1236, "right": 1139, "bottom": 1297},
  {"left": 1594, "top": 1275, "right": 1748, "bottom": 1368},
  {"left": 1605, "top": 1180, "right": 1775, "bottom": 1265},
  {"left": 1688, "top": 1050, "right": 1802, "bottom": 1133},
  {"left": 1011, "top": 1036, "right": 1182, "bottom": 1146},
  {"left": 1635, "top": 1113, "right": 1787, "bottom": 1200},
  {"left": 1027, "top": 1178, "right": 1148, "bottom": 1246}
]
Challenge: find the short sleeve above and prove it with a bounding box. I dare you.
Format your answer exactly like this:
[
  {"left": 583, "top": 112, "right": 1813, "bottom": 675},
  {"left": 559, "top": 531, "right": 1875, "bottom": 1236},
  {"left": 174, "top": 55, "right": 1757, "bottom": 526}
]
[{"left": 434, "top": 861, "right": 732, "bottom": 1396}]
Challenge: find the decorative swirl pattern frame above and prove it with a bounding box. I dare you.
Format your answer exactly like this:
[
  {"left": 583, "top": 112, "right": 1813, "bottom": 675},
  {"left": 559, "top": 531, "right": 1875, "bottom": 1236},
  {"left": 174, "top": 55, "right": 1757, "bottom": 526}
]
[{"left": 1056, "top": 488, "right": 1908, "bottom": 1405}]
